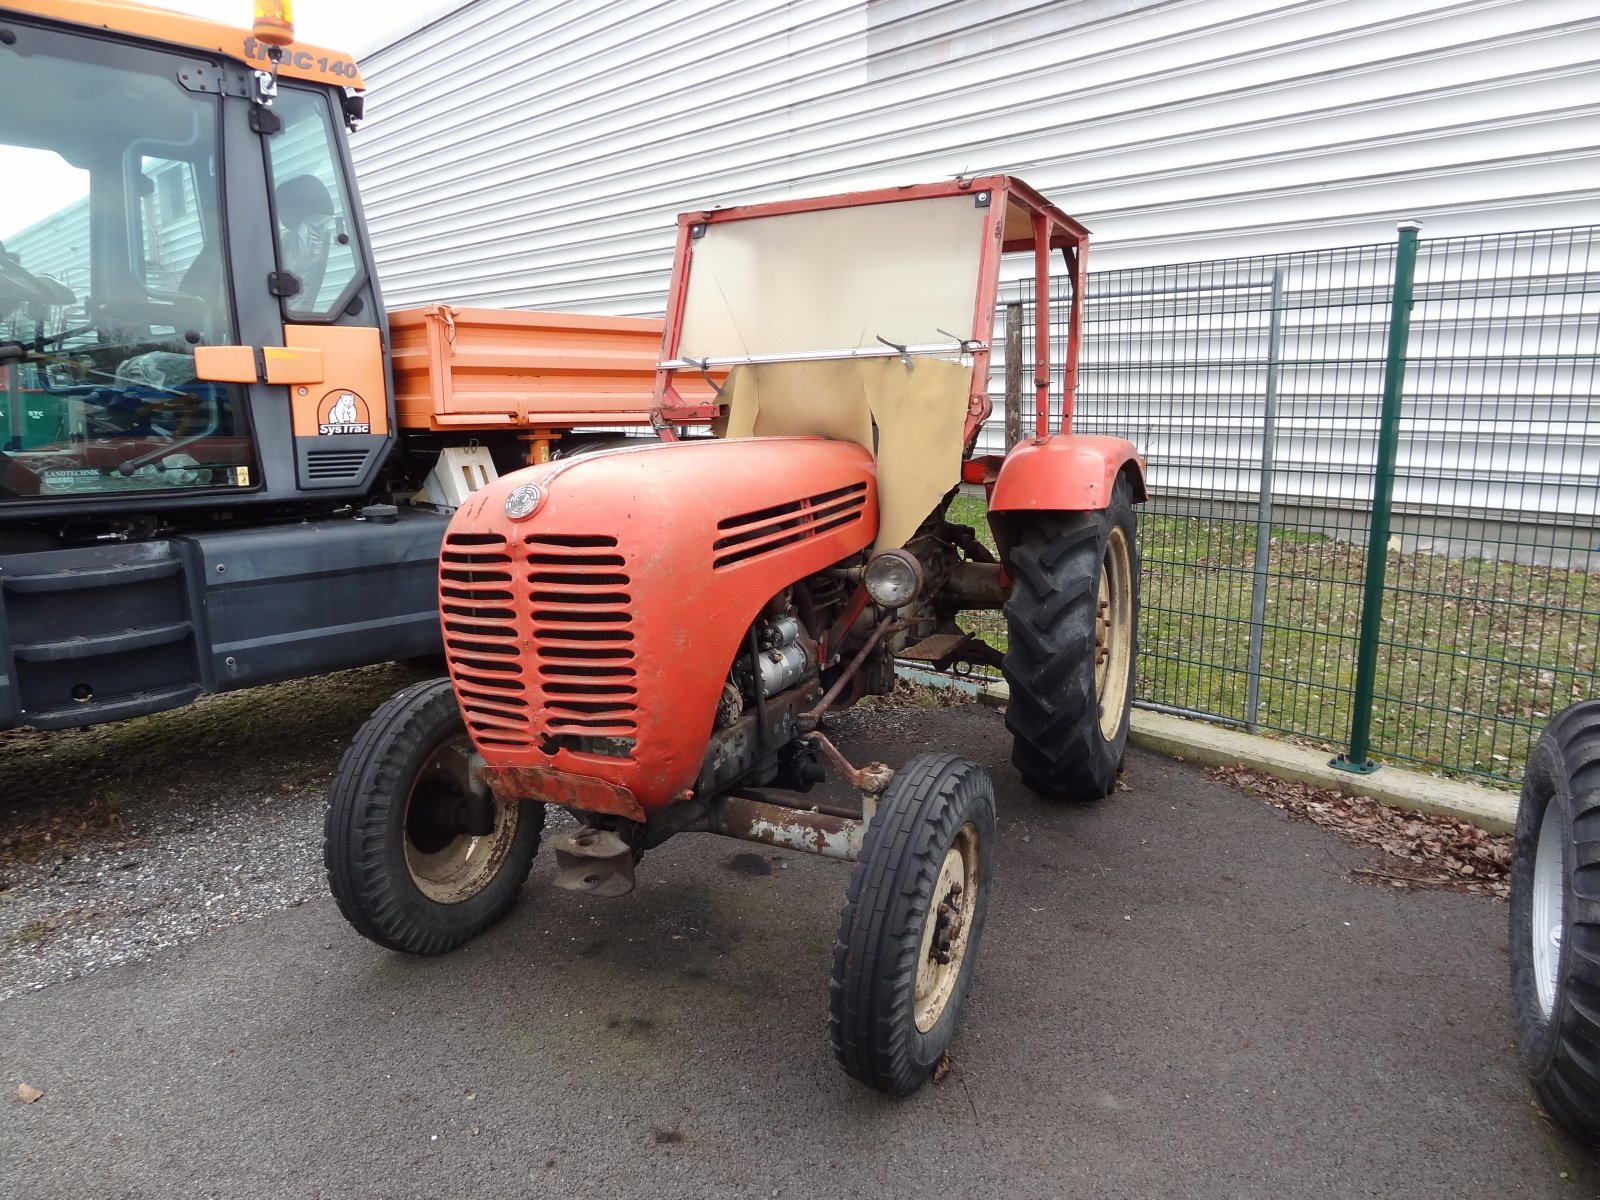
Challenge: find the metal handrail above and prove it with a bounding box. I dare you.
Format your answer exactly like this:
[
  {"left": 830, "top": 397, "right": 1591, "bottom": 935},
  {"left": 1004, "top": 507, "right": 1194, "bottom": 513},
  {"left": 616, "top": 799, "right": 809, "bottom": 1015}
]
[{"left": 659, "top": 340, "right": 984, "bottom": 372}]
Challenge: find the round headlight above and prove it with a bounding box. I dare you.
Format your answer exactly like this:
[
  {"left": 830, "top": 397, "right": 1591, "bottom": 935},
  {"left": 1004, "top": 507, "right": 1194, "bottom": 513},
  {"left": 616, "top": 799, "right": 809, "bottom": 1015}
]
[
  {"left": 863, "top": 549, "right": 923, "bottom": 609},
  {"left": 503, "top": 483, "right": 545, "bottom": 520}
]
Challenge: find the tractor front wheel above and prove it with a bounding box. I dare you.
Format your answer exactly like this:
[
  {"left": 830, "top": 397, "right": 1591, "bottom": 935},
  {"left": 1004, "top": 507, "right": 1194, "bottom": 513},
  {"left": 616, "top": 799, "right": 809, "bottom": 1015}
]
[
  {"left": 1509, "top": 699, "right": 1600, "bottom": 1144},
  {"left": 324, "top": 678, "right": 543, "bottom": 955},
  {"left": 1001, "top": 475, "right": 1139, "bottom": 802},
  {"left": 828, "top": 753, "right": 996, "bottom": 1095}
]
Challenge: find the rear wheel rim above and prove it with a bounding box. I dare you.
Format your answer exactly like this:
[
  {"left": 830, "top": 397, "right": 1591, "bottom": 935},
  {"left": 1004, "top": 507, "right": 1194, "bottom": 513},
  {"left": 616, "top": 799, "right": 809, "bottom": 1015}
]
[
  {"left": 1096, "top": 525, "right": 1134, "bottom": 740},
  {"left": 914, "top": 822, "right": 980, "bottom": 1033},
  {"left": 402, "top": 734, "right": 519, "bottom": 905},
  {"left": 1532, "top": 799, "right": 1565, "bottom": 1019}
]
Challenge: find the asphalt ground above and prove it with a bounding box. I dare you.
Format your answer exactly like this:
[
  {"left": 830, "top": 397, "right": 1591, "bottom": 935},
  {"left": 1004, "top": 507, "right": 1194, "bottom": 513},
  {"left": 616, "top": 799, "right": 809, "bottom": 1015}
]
[{"left": 3, "top": 698, "right": 1597, "bottom": 1198}]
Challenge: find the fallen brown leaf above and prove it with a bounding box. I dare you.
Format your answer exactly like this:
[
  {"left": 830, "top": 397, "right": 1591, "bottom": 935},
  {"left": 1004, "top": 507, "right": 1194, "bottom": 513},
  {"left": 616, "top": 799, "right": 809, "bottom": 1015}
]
[{"left": 931, "top": 1051, "right": 953, "bottom": 1084}]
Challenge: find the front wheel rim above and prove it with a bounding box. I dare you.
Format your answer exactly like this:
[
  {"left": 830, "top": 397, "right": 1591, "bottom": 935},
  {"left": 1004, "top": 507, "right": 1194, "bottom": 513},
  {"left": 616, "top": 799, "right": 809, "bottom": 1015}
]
[
  {"left": 402, "top": 734, "right": 520, "bottom": 905},
  {"left": 1096, "top": 525, "right": 1134, "bottom": 740},
  {"left": 914, "top": 822, "right": 980, "bottom": 1033},
  {"left": 1531, "top": 799, "right": 1565, "bottom": 1019}
]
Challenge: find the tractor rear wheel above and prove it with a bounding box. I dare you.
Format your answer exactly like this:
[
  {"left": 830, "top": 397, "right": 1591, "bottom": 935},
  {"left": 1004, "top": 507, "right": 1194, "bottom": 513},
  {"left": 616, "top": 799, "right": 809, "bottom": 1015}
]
[
  {"left": 828, "top": 753, "right": 996, "bottom": 1095},
  {"left": 1509, "top": 699, "right": 1600, "bottom": 1144},
  {"left": 1001, "top": 476, "right": 1139, "bottom": 802},
  {"left": 324, "top": 678, "right": 543, "bottom": 955}
]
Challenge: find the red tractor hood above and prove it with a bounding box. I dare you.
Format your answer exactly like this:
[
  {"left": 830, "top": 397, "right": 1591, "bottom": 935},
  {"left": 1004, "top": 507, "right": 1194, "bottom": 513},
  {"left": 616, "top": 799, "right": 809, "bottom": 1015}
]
[{"left": 439, "top": 437, "right": 879, "bottom": 811}]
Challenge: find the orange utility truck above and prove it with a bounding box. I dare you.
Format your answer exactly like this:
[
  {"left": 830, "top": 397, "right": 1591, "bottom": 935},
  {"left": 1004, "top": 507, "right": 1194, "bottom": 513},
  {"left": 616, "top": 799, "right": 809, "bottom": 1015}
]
[{"left": 0, "top": 1, "right": 705, "bottom": 732}]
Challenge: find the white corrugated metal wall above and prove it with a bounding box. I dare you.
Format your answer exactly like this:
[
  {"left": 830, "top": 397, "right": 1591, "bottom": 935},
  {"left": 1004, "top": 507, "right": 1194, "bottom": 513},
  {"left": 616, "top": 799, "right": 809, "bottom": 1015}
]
[
  {"left": 351, "top": 0, "right": 1600, "bottom": 529},
  {"left": 352, "top": 0, "right": 1600, "bottom": 314}
]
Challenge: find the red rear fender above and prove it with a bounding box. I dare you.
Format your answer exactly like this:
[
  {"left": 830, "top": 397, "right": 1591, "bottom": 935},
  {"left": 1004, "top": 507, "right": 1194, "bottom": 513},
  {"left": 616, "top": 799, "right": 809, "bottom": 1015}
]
[{"left": 987, "top": 433, "right": 1146, "bottom": 513}]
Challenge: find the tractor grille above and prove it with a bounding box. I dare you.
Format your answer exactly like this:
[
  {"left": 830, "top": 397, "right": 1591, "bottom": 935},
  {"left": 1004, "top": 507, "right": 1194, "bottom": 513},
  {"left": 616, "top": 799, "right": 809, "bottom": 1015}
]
[
  {"left": 441, "top": 531, "right": 638, "bottom": 756},
  {"left": 440, "top": 532, "right": 529, "bottom": 748},
  {"left": 713, "top": 482, "right": 868, "bottom": 570},
  {"left": 526, "top": 534, "right": 638, "bottom": 756}
]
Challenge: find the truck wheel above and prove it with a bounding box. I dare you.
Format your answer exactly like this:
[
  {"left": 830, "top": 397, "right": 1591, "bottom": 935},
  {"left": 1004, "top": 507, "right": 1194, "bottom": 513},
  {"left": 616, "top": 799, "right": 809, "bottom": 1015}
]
[
  {"left": 1001, "top": 475, "right": 1138, "bottom": 802},
  {"left": 324, "top": 678, "right": 543, "bottom": 955},
  {"left": 828, "top": 753, "right": 996, "bottom": 1095},
  {"left": 1509, "top": 699, "right": 1600, "bottom": 1144}
]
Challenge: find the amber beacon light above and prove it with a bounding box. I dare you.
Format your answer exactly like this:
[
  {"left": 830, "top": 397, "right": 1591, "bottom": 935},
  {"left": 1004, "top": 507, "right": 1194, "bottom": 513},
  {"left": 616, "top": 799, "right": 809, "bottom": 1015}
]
[{"left": 252, "top": 0, "right": 295, "bottom": 47}]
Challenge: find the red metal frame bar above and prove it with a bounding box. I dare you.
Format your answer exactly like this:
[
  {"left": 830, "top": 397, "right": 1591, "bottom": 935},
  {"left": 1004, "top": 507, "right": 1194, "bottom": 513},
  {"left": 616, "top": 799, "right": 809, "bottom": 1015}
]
[
  {"left": 964, "top": 183, "right": 1005, "bottom": 451},
  {"left": 1031, "top": 210, "right": 1050, "bottom": 440},
  {"left": 1060, "top": 239, "right": 1087, "bottom": 432},
  {"left": 652, "top": 213, "right": 702, "bottom": 438}
]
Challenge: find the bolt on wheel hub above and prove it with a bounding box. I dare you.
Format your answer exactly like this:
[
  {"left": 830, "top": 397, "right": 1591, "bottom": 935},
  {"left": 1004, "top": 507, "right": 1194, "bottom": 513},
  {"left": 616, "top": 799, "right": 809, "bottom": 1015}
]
[
  {"left": 1094, "top": 525, "right": 1133, "bottom": 740},
  {"left": 914, "top": 823, "right": 980, "bottom": 1032},
  {"left": 403, "top": 735, "right": 521, "bottom": 905},
  {"left": 1531, "top": 799, "right": 1565, "bottom": 1018}
]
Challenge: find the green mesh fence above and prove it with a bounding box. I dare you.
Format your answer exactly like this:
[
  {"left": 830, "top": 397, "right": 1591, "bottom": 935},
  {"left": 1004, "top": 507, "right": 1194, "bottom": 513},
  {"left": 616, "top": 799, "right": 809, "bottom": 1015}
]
[{"left": 957, "top": 225, "right": 1600, "bottom": 784}]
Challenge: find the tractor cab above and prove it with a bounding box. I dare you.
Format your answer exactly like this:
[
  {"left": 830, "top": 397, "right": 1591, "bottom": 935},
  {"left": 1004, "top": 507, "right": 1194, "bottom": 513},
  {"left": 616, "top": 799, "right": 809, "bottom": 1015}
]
[
  {"left": 0, "top": 1, "right": 388, "bottom": 525},
  {"left": 651, "top": 176, "right": 1093, "bottom": 550}
]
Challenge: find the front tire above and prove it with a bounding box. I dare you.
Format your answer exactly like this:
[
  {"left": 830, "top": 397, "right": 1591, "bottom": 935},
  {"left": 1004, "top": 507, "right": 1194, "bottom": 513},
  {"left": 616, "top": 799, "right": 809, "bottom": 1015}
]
[
  {"left": 324, "top": 678, "right": 543, "bottom": 955},
  {"left": 1509, "top": 699, "right": 1600, "bottom": 1143},
  {"left": 1001, "top": 475, "right": 1139, "bottom": 801},
  {"left": 828, "top": 754, "right": 996, "bottom": 1095}
]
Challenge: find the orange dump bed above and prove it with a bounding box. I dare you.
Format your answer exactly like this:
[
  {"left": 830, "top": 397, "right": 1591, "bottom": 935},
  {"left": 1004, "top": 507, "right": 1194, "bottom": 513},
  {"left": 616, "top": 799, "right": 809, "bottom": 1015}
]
[{"left": 389, "top": 305, "right": 713, "bottom": 432}]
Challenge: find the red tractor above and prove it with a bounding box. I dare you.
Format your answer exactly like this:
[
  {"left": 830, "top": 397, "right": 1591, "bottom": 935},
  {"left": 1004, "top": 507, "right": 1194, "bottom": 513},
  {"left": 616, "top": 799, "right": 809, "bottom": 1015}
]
[{"left": 324, "top": 176, "right": 1146, "bottom": 1095}]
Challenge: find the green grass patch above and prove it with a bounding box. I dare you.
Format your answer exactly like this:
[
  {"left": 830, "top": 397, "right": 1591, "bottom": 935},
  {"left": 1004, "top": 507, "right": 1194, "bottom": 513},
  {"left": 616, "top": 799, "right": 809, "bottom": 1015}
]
[{"left": 946, "top": 493, "right": 1597, "bottom": 783}]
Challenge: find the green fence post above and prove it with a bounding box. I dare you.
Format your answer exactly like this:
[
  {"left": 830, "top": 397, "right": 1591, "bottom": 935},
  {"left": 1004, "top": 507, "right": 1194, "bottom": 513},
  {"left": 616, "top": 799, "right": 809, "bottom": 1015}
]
[{"left": 1332, "top": 221, "right": 1421, "bottom": 774}]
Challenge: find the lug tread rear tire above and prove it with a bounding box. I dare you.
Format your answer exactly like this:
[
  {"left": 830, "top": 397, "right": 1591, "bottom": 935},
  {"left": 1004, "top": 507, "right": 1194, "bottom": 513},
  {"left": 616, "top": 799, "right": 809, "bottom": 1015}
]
[
  {"left": 1511, "top": 698, "right": 1600, "bottom": 1144},
  {"left": 828, "top": 753, "right": 996, "bottom": 1095},
  {"left": 324, "top": 678, "right": 542, "bottom": 956},
  {"left": 1001, "top": 477, "right": 1138, "bottom": 802}
]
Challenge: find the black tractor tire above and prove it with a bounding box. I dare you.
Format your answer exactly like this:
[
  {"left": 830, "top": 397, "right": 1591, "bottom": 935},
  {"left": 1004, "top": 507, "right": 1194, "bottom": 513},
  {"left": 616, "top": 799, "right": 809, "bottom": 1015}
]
[
  {"left": 1001, "top": 475, "right": 1139, "bottom": 802},
  {"left": 828, "top": 753, "right": 996, "bottom": 1095},
  {"left": 1509, "top": 699, "right": 1600, "bottom": 1144},
  {"left": 324, "top": 678, "right": 543, "bottom": 956}
]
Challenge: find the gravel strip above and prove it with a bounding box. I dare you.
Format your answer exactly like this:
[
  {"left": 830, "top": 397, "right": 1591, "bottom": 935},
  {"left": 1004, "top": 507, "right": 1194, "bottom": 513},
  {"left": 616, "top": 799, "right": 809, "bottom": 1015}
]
[
  {"left": 0, "top": 663, "right": 427, "bottom": 1002},
  {"left": 0, "top": 785, "right": 325, "bottom": 1000}
]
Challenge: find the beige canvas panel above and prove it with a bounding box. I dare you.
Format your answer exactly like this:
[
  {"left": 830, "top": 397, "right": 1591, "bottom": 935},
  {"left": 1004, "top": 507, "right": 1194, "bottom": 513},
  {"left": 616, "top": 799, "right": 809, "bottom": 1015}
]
[
  {"left": 720, "top": 357, "right": 972, "bottom": 553},
  {"left": 678, "top": 194, "right": 987, "bottom": 359},
  {"left": 720, "top": 361, "right": 875, "bottom": 451},
  {"left": 862, "top": 357, "right": 970, "bottom": 551}
]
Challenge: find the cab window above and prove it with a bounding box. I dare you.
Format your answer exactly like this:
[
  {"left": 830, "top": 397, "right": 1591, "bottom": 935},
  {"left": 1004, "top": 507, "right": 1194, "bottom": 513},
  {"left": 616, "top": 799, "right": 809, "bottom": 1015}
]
[
  {"left": 263, "top": 88, "right": 364, "bottom": 321},
  {"left": 0, "top": 25, "right": 254, "bottom": 501}
]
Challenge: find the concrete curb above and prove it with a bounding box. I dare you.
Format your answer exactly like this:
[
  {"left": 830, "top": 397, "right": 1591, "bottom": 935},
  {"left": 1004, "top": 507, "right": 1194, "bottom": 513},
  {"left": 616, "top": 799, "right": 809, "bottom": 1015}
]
[
  {"left": 895, "top": 667, "right": 1519, "bottom": 834},
  {"left": 1124, "top": 708, "right": 1518, "bottom": 835}
]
